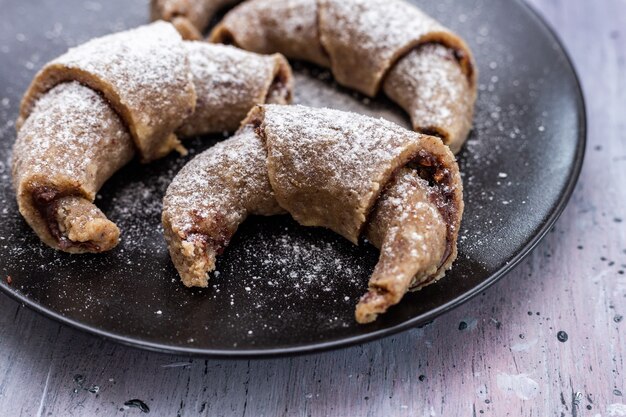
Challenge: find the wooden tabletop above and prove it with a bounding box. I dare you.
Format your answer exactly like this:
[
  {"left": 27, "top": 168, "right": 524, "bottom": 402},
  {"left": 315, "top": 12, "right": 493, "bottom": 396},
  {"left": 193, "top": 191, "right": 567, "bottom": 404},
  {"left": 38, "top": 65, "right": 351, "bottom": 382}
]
[{"left": 1, "top": 0, "right": 624, "bottom": 415}]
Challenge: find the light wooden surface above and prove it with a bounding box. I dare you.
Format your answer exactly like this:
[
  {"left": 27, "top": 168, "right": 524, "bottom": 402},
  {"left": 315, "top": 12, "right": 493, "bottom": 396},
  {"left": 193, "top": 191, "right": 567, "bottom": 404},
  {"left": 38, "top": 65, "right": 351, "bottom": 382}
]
[{"left": 1, "top": 0, "right": 625, "bottom": 416}]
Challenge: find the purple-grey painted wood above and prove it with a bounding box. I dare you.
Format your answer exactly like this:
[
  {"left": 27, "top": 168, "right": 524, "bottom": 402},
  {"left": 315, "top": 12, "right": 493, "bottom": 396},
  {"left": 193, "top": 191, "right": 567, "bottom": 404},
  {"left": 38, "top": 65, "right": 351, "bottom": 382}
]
[{"left": 0, "top": 0, "right": 624, "bottom": 415}]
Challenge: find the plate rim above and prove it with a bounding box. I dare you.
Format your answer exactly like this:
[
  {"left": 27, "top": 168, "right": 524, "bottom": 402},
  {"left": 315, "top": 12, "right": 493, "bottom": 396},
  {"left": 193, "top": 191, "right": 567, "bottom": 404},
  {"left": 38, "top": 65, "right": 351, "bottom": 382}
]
[{"left": 0, "top": 0, "right": 587, "bottom": 358}]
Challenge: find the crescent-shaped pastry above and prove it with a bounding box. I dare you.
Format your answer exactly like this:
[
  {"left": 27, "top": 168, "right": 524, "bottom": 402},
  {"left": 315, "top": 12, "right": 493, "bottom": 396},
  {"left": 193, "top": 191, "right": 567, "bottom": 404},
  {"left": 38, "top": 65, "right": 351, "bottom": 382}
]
[
  {"left": 12, "top": 22, "right": 293, "bottom": 253},
  {"left": 206, "top": 0, "right": 477, "bottom": 153},
  {"left": 162, "top": 104, "right": 463, "bottom": 323}
]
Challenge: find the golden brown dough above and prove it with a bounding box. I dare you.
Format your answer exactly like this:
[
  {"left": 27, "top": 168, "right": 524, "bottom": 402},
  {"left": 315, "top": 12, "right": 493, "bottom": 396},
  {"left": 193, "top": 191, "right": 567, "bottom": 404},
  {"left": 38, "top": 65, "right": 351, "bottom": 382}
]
[
  {"left": 162, "top": 105, "right": 463, "bottom": 323},
  {"left": 13, "top": 22, "right": 294, "bottom": 253},
  {"left": 211, "top": 0, "right": 330, "bottom": 67},
  {"left": 12, "top": 82, "right": 134, "bottom": 253},
  {"left": 178, "top": 42, "right": 292, "bottom": 137},
  {"left": 209, "top": 0, "right": 477, "bottom": 152},
  {"left": 163, "top": 125, "right": 284, "bottom": 287},
  {"left": 151, "top": 0, "right": 239, "bottom": 40},
  {"left": 19, "top": 21, "right": 196, "bottom": 163}
]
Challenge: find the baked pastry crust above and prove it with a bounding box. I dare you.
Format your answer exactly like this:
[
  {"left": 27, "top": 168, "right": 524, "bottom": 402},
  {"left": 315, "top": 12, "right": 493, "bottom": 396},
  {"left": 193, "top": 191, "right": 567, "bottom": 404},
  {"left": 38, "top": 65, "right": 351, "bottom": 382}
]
[
  {"left": 13, "top": 82, "right": 133, "bottom": 253},
  {"left": 209, "top": 0, "right": 477, "bottom": 153},
  {"left": 13, "top": 22, "right": 293, "bottom": 253},
  {"left": 19, "top": 22, "right": 196, "bottom": 163},
  {"left": 150, "top": 0, "right": 240, "bottom": 40},
  {"left": 179, "top": 42, "right": 292, "bottom": 137},
  {"left": 162, "top": 104, "right": 463, "bottom": 323},
  {"left": 212, "top": 0, "right": 330, "bottom": 67},
  {"left": 163, "top": 125, "right": 284, "bottom": 287}
]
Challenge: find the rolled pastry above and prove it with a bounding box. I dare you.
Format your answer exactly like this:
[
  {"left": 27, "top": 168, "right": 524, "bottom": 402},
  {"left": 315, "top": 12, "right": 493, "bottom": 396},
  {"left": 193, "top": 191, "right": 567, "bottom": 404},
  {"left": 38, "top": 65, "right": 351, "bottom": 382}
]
[
  {"left": 209, "top": 0, "right": 477, "bottom": 153},
  {"left": 12, "top": 82, "right": 134, "bottom": 253},
  {"left": 13, "top": 22, "right": 293, "bottom": 253},
  {"left": 162, "top": 104, "right": 463, "bottom": 323},
  {"left": 179, "top": 42, "right": 292, "bottom": 137},
  {"left": 19, "top": 22, "right": 196, "bottom": 163},
  {"left": 151, "top": 0, "right": 240, "bottom": 40}
]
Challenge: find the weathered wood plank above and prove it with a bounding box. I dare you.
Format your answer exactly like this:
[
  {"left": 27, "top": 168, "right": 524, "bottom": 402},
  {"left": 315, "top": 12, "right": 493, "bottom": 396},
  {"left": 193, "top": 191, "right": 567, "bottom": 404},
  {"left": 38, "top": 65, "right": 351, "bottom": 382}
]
[{"left": 0, "top": 0, "right": 624, "bottom": 416}]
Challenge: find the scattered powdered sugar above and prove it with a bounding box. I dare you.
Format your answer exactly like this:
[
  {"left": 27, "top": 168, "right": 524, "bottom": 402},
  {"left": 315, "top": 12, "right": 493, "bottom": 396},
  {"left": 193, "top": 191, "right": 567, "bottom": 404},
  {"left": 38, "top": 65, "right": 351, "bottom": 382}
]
[
  {"left": 0, "top": 0, "right": 558, "bottom": 343},
  {"left": 205, "top": 217, "right": 376, "bottom": 331},
  {"left": 219, "top": 232, "right": 366, "bottom": 296}
]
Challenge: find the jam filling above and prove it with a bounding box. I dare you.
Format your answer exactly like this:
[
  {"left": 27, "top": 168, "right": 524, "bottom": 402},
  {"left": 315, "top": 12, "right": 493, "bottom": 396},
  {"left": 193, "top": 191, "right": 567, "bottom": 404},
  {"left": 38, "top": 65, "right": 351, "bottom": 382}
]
[
  {"left": 32, "top": 186, "right": 101, "bottom": 252},
  {"left": 409, "top": 150, "right": 458, "bottom": 279}
]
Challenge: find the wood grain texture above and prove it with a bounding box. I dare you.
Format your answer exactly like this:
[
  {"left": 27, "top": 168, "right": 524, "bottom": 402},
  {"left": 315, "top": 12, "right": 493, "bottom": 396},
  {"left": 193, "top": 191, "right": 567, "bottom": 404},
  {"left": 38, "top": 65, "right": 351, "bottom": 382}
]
[{"left": 0, "top": 0, "right": 625, "bottom": 415}]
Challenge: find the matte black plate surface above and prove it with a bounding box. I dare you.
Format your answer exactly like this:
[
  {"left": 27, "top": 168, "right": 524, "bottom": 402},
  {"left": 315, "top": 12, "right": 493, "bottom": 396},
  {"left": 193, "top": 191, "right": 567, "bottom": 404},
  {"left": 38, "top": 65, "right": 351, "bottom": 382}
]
[{"left": 0, "top": 0, "right": 585, "bottom": 356}]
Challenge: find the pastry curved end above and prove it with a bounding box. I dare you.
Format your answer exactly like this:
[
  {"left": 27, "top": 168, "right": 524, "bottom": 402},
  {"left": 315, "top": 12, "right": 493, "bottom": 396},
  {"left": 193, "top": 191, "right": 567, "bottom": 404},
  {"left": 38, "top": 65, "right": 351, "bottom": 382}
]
[
  {"left": 18, "top": 187, "right": 121, "bottom": 253},
  {"left": 163, "top": 220, "right": 215, "bottom": 288},
  {"left": 355, "top": 170, "right": 447, "bottom": 323}
]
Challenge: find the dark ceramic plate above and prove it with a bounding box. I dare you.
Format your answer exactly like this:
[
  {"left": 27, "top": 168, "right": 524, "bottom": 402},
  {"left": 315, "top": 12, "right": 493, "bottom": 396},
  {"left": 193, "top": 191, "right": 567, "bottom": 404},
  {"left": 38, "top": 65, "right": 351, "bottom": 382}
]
[{"left": 0, "top": 0, "right": 584, "bottom": 356}]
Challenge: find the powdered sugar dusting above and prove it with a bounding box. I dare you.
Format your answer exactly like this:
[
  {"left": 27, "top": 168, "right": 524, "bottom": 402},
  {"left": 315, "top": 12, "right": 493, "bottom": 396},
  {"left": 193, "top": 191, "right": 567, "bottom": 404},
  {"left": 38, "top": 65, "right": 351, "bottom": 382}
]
[
  {"left": 323, "top": 0, "right": 441, "bottom": 60},
  {"left": 164, "top": 127, "right": 279, "bottom": 238},
  {"left": 13, "top": 81, "right": 133, "bottom": 189},
  {"left": 320, "top": 0, "right": 447, "bottom": 93},
  {"left": 263, "top": 105, "right": 425, "bottom": 221},
  {"left": 186, "top": 43, "right": 273, "bottom": 105},
  {"left": 385, "top": 43, "right": 471, "bottom": 132},
  {"left": 215, "top": 0, "right": 328, "bottom": 66},
  {"left": 24, "top": 21, "right": 194, "bottom": 160},
  {"left": 48, "top": 21, "right": 188, "bottom": 116},
  {"left": 179, "top": 42, "right": 284, "bottom": 135}
]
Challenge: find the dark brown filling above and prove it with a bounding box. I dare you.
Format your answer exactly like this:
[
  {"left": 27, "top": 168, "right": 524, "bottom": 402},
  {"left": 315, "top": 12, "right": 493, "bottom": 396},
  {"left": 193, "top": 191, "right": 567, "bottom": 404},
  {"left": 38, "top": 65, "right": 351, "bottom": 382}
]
[
  {"left": 453, "top": 48, "right": 474, "bottom": 84},
  {"left": 248, "top": 109, "right": 265, "bottom": 136},
  {"left": 410, "top": 150, "right": 458, "bottom": 274},
  {"left": 32, "top": 186, "right": 101, "bottom": 252},
  {"left": 216, "top": 30, "right": 236, "bottom": 46}
]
